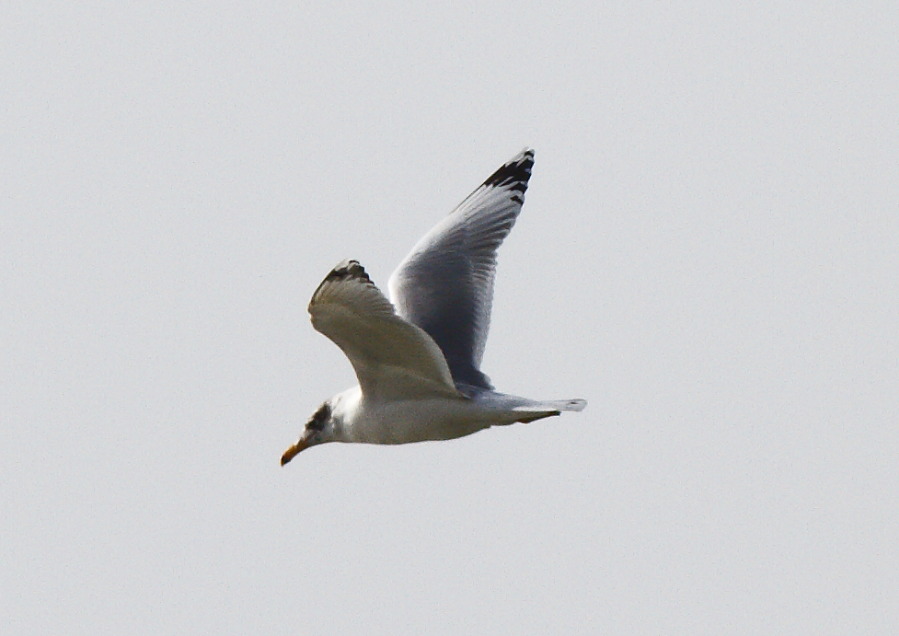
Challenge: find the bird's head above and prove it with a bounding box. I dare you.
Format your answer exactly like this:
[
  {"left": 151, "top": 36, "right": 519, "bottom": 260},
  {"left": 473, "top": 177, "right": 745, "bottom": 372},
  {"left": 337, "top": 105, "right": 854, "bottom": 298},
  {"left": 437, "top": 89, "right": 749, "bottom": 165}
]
[{"left": 280, "top": 400, "right": 336, "bottom": 465}]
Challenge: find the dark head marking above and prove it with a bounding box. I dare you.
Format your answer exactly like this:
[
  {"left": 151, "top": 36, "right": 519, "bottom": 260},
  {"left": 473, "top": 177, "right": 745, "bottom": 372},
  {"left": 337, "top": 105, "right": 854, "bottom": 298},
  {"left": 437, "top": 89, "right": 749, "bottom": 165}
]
[{"left": 306, "top": 402, "right": 332, "bottom": 432}]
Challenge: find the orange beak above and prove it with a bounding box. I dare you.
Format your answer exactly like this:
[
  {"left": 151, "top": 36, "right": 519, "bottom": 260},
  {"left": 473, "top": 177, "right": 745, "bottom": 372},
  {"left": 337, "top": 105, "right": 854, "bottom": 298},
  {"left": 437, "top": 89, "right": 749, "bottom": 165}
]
[{"left": 280, "top": 437, "right": 312, "bottom": 465}]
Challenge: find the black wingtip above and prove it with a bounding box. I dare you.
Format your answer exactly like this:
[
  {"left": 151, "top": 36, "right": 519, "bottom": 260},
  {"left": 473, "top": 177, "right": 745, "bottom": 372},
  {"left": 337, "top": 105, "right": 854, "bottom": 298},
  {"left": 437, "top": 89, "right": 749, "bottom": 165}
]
[
  {"left": 481, "top": 148, "right": 535, "bottom": 191},
  {"left": 310, "top": 259, "right": 377, "bottom": 304},
  {"left": 324, "top": 259, "right": 372, "bottom": 285}
]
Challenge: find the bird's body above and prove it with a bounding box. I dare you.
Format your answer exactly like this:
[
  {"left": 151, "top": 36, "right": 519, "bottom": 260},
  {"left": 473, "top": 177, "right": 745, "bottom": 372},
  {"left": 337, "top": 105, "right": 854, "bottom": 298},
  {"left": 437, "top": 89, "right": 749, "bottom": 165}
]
[
  {"left": 282, "top": 148, "right": 586, "bottom": 464},
  {"left": 324, "top": 385, "right": 584, "bottom": 446}
]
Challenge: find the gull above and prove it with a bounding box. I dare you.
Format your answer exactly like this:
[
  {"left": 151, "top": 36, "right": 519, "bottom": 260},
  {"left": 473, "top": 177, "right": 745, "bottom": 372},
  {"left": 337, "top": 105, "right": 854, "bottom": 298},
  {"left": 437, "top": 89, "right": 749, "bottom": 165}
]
[{"left": 281, "top": 148, "right": 586, "bottom": 464}]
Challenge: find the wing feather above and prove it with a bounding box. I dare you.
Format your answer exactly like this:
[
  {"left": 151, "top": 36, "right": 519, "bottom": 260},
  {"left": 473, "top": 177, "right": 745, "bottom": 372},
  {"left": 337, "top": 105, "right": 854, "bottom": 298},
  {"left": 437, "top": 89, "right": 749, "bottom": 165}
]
[
  {"left": 309, "top": 260, "right": 459, "bottom": 400},
  {"left": 388, "top": 148, "right": 535, "bottom": 389}
]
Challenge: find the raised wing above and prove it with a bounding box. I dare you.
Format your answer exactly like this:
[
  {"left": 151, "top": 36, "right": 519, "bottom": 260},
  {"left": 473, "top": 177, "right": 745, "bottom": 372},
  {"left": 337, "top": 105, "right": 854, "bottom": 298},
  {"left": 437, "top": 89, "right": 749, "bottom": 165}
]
[
  {"left": 309, "top": 260, "right": 460, "bottom": 401},
  {"left": 388, "top": 148, "right": 535, "bottom": 390}
]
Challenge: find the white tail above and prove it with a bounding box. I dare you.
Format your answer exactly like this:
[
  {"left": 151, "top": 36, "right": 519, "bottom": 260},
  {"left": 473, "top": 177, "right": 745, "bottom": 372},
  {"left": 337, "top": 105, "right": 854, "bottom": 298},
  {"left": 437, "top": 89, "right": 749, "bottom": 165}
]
[
  {"left": 515, "top": 398, "right": 587, "bottom": 413},
  {"left": 510, "top": 398, "right": 587, "bottom": 423}
]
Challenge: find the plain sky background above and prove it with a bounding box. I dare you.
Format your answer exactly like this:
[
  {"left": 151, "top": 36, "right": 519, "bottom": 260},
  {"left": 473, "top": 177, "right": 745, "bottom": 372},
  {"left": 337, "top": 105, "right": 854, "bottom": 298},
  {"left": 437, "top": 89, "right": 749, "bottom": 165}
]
[{"left": 3, "top": 2, "right": 897, "bottom": 634}]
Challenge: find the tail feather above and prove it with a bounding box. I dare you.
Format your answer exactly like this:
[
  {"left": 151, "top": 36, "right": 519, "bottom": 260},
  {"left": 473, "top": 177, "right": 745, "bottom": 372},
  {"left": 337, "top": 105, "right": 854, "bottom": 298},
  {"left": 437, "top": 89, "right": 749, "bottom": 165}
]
[
  {"left": 512, "top": 398, "right": 587, "bottom": 423},
  {"left": 514, "top": 398, "right": 587, "bottom": 413}
]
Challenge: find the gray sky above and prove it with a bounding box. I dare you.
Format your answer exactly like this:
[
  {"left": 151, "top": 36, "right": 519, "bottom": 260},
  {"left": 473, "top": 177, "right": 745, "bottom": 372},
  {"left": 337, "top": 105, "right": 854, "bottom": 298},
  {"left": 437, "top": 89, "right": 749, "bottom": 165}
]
[{"left": 3, "top": 2, "right": 897, "bottom": 634}]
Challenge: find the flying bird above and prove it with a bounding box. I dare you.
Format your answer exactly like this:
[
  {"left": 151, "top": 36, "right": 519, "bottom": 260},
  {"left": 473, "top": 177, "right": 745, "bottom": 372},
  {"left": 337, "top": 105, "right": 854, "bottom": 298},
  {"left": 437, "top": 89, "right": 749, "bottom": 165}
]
[{"left": 281, "top": 148, "right": 586, "bottom": 464}]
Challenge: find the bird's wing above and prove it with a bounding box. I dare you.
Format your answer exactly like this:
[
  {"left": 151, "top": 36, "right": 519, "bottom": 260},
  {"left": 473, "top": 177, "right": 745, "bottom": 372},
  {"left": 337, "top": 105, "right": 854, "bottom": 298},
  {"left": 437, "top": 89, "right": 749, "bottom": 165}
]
[
  {"left": 309, "top": 260, "right": 460, "bottom": 401},
  {"left": 387, "top": 148, "right": 534, "bottom": 390}
]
